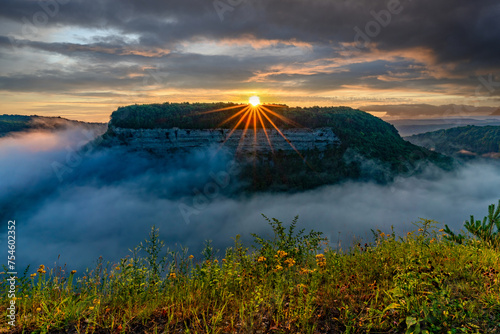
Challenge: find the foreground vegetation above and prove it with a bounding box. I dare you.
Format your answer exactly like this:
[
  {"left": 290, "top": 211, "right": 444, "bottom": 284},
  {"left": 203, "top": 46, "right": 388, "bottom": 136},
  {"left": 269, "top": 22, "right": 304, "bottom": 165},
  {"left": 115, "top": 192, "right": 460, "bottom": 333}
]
[{"left": 2, "top": 202, "right": 500, "bottom": 333}]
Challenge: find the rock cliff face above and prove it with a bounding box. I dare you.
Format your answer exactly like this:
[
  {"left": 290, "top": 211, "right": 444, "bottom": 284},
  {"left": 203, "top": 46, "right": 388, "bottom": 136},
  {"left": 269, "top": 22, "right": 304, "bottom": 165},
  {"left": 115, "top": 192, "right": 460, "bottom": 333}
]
[{"left": 107, "top": 126, "right": 340, "bottom": 154}]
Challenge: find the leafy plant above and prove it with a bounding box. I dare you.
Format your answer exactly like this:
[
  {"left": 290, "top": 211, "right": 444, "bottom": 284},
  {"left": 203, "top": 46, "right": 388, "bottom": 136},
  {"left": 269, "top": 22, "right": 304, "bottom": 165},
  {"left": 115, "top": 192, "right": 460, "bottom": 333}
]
[
  {"left": 251, "top": 215, "right": 325, "bottom": 265},
  {"left": 444, "top": 200, "right": 500, "bottom": 248}
]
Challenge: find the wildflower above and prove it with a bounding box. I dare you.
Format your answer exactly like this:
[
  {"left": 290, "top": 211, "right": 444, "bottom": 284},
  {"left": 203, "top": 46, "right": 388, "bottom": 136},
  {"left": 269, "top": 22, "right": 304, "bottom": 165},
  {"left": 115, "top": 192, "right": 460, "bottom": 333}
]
[
  {"left": 316, "top": 254, "right": 326, "bottom": 268},
  {"left": 93, "top": 298, "right": 100, "bottom": 305},
  {"left": 206, "top": 260, "right": 211, "bottom": 265},
  {"left": 284, "top": 258, "right": 296, "bottom": 267},
  {"left": 380, "top": 232, "right": 386, "bottom": 237},
  {"left": 418, "top": 228, "right": 424, "bottom": 232},
  {"left": 36, "top": 307, "right": 41, "bottom": 312},
  {"left": 89, "top": 306, "right": 94, "bottom": 311},
  {"left": 222, "top": 259, "right": 226, "bottom": 263},
  {"left": 276, "top": 265, "right": 283, "bottom": 271},
  {"left": 127, "top": 264, "right": 133, "bottom": 267},
  {"left": 296, "top": 284, "right": 307, "bottom": 289},
  {"left": 115, "top": 267, "right": 121, "bottom": 271},
  {"left": 30, "top": 273, "right": 37, "bottom": 279},
  {"left": 189, "top": 255, "right": 194, "bottom": 259},
  {"left": 214, "top": 259, "right": 218, "bottom": 264},
  {"left": 277, "top": 250, "right": 288, "bottom": 258},
  {"left": 37, "top": 265, "right": 46, "bottom": 274},
  {"left": 439, "top": 229, "right": 445, "bottom": 232},
  {"left": 430, "top": 238, "right": 436, "bottom": 243},
  {"left": 299, "top": 268, "right": 311, "bottom": 275},
  {"left": 257, "top": 256, "right": 266, "bottom": 262},
  {"left": 70, "top": 270, "right": 77, "bottom": 275},
  {"left": 169, "top": 273, "right": 176, "bottom": 279}
]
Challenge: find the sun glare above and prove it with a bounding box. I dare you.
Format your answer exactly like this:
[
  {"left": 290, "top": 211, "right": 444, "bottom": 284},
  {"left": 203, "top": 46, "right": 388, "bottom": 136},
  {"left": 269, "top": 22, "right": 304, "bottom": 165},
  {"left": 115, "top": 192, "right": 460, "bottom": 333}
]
[
  {"left": 249, "top": 96, "right": 260, "bottom": 106},
  {"left": 196, "top": 98, "right": 307, "bottom": 162}
]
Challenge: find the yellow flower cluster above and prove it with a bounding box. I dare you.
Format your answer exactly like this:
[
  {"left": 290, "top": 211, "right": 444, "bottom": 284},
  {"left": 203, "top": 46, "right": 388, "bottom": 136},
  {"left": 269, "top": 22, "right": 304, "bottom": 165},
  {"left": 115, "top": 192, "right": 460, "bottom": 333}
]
[
  {"left": 189, "top": 255, "right": 194, "bottom": 259},
  {"left": 276, "top": 265, "right": 283, "bottom": 271},
  {"left": 316, "top": 254, "right": 326, "bottom": 268},
  {"left": 277, "top": 250, "right": 288, "bottom": 258},
  {"left": 257, "top": 256, "right": 267, "bottom": 262},
  {"left": 169, "top": 272, "right": 176, "bottom": 279},
  {"left": 284, "top": 258, "right": 296, "bottom": 267},
  {"left": 299, "top": 268, "right": 316, "bottom": 275},
  {"left": 70, "top": 270, "right": 77, "bottom": 275},
  {"left": 37, "top": 265, "right": 46, "bottom": 274}
]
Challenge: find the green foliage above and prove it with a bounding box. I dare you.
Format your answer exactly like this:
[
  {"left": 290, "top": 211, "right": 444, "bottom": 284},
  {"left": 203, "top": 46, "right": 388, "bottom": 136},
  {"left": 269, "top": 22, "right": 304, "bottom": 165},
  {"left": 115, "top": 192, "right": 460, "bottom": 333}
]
[
  {"left": 444, "top": 200, "right": 500, "bottom": 248},
  {"left": 251, "top": 215, "right": 325, "bottom": 265}
]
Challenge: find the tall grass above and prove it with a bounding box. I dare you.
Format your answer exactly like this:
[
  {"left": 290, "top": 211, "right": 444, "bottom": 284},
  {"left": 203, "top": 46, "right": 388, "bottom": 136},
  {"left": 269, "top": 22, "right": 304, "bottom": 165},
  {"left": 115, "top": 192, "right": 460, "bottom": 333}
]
[{"left": 1, "top": 204, "right": 500, "bottom": 333}]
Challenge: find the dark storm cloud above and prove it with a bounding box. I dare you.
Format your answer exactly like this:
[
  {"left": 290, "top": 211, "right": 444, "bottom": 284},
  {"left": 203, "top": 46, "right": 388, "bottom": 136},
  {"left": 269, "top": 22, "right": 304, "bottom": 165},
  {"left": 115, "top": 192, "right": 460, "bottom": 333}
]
[
  {"left": 1, "top": 0, "right": 499, "bottom": 102},
  {"left": 2, "top": 0, "right": 499, "bottom": 64}
]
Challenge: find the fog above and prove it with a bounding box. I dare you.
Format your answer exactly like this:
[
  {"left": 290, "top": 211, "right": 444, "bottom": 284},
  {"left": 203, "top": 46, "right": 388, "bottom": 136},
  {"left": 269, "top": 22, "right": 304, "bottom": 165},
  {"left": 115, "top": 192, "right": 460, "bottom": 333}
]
[{"left": 1, "top": 126, "right": 499, "bottom": 272}]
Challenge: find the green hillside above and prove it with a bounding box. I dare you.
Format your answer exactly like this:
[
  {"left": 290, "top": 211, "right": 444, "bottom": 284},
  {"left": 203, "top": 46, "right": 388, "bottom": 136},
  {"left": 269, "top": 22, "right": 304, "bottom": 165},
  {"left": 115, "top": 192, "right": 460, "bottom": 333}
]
[
  {"left": 406, "top": 125, "right": 500, "bottom": 158},
  {"left": 107, "top": 103, "right": 453, "bottom": 190},
  {"left": 0, "top": 114, "right": 107, "bottom": 137},
  {"left": 0, "top": 115, "right": 33, "bottom": 136}
]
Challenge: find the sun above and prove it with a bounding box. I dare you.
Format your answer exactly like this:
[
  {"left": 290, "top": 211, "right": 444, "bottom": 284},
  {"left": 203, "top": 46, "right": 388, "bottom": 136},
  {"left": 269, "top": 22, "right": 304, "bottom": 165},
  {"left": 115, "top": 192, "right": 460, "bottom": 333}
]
[
  {"left": 194, "top": 99, "right": 305, "bottom": 160},
  {"left": 249, "top": 95, "right": 260, "bottom": 106}
]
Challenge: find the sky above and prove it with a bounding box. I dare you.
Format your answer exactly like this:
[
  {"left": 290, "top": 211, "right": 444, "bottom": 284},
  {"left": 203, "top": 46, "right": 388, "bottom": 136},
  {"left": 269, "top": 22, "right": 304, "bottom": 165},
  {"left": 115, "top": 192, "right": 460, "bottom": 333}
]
[{"left": 1, "top": 0, "right": 500, "bottom": 122}]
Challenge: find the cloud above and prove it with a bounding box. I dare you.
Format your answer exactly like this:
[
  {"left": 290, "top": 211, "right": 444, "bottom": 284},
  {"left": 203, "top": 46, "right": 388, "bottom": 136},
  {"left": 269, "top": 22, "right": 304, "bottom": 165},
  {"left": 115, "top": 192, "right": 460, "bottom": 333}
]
[
  {"left": 0, "top": 127, "right": 499, "bottom": 272},
  {"left": 0, "top": 0, "right": 499, "bottom": 111}
]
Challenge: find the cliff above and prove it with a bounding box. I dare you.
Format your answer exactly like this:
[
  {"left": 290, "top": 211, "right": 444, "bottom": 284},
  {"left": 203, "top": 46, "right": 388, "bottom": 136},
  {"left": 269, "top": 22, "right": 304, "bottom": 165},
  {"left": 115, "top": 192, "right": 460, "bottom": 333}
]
[
  {"left": 105, "top": 126, "right": 340, "bottom": 154},
  {"left": 100, "top": 103, "right": 453, "bottom": 191}
]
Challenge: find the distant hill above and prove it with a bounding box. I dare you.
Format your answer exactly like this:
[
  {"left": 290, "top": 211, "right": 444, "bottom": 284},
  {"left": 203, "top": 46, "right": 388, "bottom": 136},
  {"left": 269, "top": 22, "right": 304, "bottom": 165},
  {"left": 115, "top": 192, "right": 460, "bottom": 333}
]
[
  {"left": 492, "top": 109, "right": 500, "bottom": 116},
  {"left": 104, "top": 103, "right": 453, "bottom": 191},
  {"left": 0, "top": 114, "right": 107, "bottom": 137},
  {"left": 405, "top": 125, "right": 500, "bottom": 159}
]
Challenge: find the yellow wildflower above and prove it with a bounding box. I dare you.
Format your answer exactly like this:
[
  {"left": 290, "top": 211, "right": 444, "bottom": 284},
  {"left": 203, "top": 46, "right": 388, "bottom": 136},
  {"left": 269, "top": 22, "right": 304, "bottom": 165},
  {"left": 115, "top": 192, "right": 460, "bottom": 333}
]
[
  {"left": 284, "top": 258, "right": 296, "bottom": 267},
  {"left": 439, "top": 229, "right": 445, "bottom": 232},
  {"left": 418, "top": 228, "right": 424, "bottom": 232},
  {"left": 277, "top": 250, "right": 288, "bottom": 258},
  {"left": 276, "top": 265, "right": 283, "bottom": 271},
  {"left": 89, "top": 306, "right": 94, "bottom": 311},
  {"left": 36, "top": 308, "right": 41, "bottom": 312},
  {"left": 169, "top": 273, "right": 176, "bottom": 279},
  {"left": 316, "top": 254, "right": 326, "bottom": 268},
  {"left": 115, "top": 267, "right": 120, "bottom": 271},
  {"left": 30, "top": 273, "right": 36, "bottom": 278},
  {"left": 189, "top": 255, "right": 194, "bottom": 259},
  {"left": 71, "top": 270, "right": 77, "bottom": 275},
  {"left": 257, "top": 256, "right": 266, "bottom": 262}
]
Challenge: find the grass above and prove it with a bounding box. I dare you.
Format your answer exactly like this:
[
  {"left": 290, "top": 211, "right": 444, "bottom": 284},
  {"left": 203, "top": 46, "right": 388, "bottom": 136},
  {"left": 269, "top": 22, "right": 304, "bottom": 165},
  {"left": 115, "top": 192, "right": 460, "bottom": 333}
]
[{"left": 1, "top": 207, "right": 500, "bottom": 333}]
